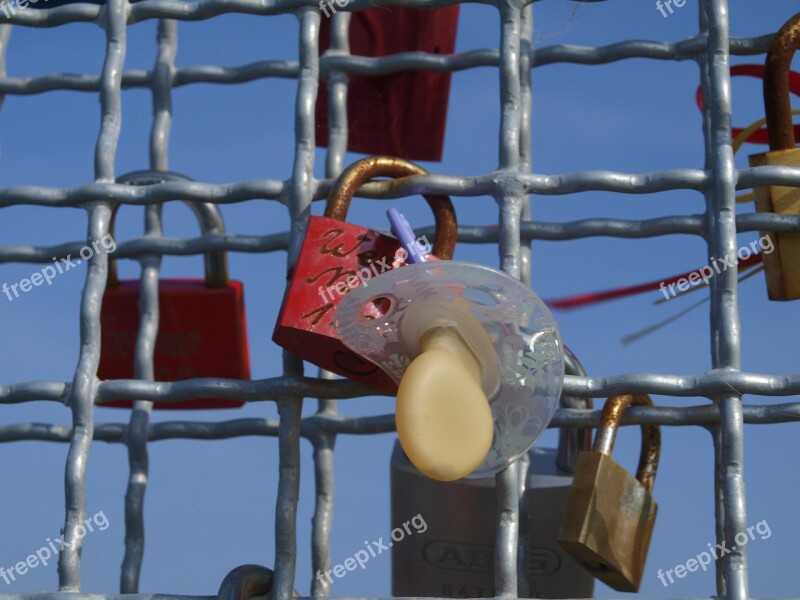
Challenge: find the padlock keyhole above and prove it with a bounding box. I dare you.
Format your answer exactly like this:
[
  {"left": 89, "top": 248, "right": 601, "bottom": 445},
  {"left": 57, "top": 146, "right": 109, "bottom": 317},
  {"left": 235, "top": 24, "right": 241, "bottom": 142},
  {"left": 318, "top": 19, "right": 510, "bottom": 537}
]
[{"left": 362, "top": 296, "right": 394, "bottom": 320}]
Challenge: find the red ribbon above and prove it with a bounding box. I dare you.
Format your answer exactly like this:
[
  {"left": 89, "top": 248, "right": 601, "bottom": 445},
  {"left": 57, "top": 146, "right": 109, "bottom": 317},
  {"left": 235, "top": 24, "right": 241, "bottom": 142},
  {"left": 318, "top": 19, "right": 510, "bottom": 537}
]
[
  {"left": 696, "top": 64, "right": 800, "bottom": 144},
  {"left": 545, "top": 252, "right": 763, "bottom": 310}
]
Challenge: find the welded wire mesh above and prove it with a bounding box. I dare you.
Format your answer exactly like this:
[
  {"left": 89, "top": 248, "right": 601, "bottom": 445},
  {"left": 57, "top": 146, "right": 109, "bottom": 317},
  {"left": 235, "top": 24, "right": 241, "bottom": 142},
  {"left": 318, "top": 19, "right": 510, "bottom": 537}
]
[{"left": 0, "top": 1, "right": 799, "bottom": 600}]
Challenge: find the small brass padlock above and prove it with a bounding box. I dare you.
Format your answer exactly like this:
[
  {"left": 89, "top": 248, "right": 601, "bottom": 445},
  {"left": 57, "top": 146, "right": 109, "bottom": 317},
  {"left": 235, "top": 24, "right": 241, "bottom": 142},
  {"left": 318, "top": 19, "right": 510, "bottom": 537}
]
[
  {"left": 558, "top": 394, "right": 660, "bottom": 593},
  {"left": 749, "top": 12, "right": 800, "bottom": 300}
]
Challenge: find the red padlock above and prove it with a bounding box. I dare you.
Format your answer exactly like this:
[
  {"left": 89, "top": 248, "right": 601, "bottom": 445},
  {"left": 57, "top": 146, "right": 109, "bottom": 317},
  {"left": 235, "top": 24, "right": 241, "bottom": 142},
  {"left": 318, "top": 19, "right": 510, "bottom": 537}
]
[
  {"left": 272, "top": 156, "right": 456, "bottom": 391},
  {"left": 99, "top": 171, "right": 250, "bottom": 409}
]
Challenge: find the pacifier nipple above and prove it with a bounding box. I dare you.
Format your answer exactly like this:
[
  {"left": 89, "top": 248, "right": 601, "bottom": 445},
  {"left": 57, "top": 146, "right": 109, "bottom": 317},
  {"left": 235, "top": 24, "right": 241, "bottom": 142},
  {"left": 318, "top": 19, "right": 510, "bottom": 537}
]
[
  {"left": 396, "top": 327, "right": 493, "bottom": 481},
  {"left": 395, "top": 301, "right": 500, "bottom": 481}
]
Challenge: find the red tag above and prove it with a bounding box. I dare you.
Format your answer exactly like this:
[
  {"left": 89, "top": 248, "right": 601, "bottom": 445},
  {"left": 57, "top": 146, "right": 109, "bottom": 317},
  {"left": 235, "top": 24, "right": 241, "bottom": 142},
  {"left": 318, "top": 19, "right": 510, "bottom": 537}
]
[{"left": 315, "top": 6, "right": 459, "bottom": 162}]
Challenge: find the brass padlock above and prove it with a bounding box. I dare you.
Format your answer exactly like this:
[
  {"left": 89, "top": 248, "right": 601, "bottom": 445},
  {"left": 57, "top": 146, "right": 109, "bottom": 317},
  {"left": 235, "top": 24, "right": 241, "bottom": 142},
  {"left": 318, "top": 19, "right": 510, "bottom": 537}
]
[
  {"left": 558, "top": 394, "right": 661, "bottom": 593},
  {"left": 749, "top": 12, "right": 800, "bottom": 300}
]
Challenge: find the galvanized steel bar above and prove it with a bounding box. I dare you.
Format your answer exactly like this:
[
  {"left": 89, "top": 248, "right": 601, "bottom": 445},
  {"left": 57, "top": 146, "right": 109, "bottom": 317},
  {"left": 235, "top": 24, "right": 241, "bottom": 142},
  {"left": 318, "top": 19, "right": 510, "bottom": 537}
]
[
  {"left": 701, "top": 1, "right": 741, "bottom": 370},
  {"left": 496, "top": 0, "right": 524, "bottom": 277},
  {"left": 518, "top": 3, "right": 533, "bottom": 287},
  {"left": 10, "top": 211, "right": 800, "bottom": 263},
  {"left": 274, "top": 8, "right": 321, "bottom": 599},
  {"left": 0, "top": 24, "right": 10, "bottom": 114},
  {"left": 323, "top": 12, "right": 351, "bottom": 179},
  {"left": 309, "top": 385, "right": 337, "bottom": 597},
  {"left": 516, "top": 10, "right": 533, "bottom": 592},
  {"left": 494, "top": 0, "right": 524, "bottom": 595},
  {"left": 8, "top": 369, "right": 800, "bottom": 405},
  {"left": 275, "top": 386, "right": 303, "bottom": 600},
  {"left": 120, "top": 202, "right": 162, "bottom": 593},
  {"left": 711, "top": 424, "right": 728, "bottom": 595},
  {"left": 0, "top": 398, "right": 797, "bottom": 446},
  {"left": 58, "top": 0, "right": 126, "bottom": 590},
  {"left": 699, "top": 2, "right": 749, "bottom": 599},
  {"left": 0, "top": 35, "right": 776, "bottom": 99},
  {"left": 494, "top": 462, "right": 520, "bottom": 597},
  {"left": 310, "top": 8, "right": 350, "bottom": 594},
  {"left": 120, "top": 17, "right": 177, "bottom": 593},
  {"left": 149, "top": 19, "right": 176, "bottom": 174}
]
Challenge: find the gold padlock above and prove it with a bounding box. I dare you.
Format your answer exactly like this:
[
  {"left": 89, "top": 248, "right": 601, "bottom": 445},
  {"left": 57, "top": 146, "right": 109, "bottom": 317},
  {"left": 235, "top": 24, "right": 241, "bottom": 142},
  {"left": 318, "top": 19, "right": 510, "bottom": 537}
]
[
  {"left": 749, "top": 12, "right": 800, "bottom": 300},
  {"left": 558, "top": 394, "right": 661, "bottom": 593}
]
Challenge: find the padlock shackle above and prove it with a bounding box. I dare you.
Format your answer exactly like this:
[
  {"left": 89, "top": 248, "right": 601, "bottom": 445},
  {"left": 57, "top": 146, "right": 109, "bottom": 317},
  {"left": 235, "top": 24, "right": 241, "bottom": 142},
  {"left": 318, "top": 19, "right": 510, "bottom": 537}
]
[
  {"left": 556, "top": 346, "right": 593, "bottom": 473},
  {"left": 324, "top": 156, "right": 457, "bottom": 260},
  {"left": 765, "top": 12, "right": 800, "bottom": 151},
  {"left": 593, "top": 394, "right": 660, "bottom": 494},
  {"left": 107, "top": 170, "right": 229, "bottom": 288},
  {"left": 217, "top": 564, "right": 299, "bottom": 600}
]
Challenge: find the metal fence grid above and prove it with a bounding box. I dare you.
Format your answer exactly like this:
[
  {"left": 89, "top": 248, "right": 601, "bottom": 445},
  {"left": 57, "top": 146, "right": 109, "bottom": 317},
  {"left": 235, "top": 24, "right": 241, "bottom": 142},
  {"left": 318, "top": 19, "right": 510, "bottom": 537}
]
[{"left": 0, "top": 1, "right": 799, "bottom": 599}]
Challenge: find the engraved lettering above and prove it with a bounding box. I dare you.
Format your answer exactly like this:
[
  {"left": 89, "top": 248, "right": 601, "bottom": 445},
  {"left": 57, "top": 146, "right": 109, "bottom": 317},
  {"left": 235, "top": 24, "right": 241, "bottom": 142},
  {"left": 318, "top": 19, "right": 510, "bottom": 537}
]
[
  {"left": 320, "top": 229, "right": 368, "bottom": 258},
  {"left": 305, "top": 265, "right": 357, "bottom": 288},
  {"left": 301, "top": 302, "right": 335, "bottom": 326}
]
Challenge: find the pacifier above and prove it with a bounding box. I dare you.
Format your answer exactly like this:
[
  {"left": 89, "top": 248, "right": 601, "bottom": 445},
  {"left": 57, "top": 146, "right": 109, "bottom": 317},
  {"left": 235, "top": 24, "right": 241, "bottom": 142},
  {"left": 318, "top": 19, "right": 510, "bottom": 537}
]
[{"left": 335, "top": 259, "right": 563, "bottom": 481}]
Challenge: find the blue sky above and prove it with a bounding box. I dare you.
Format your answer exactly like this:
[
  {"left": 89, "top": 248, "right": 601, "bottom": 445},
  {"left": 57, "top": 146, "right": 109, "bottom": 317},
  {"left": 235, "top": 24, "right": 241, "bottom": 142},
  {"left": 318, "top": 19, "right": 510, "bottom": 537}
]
[{"left": 0, "top": 0, "right": 798, "bottom": 597}]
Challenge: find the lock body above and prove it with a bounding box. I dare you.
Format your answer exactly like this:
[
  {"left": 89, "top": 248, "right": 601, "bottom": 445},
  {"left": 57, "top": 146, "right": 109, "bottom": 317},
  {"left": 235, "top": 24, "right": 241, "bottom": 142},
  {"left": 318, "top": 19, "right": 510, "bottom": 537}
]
[
  {"left": 559, "top": 452, "right": 657, "bottom": 593},
  {"left": 391, "top": 441, "right": 496, "bottom": 598},
  {"left": 526, "top": 448, "right": 595, "bottom": 598},
  {"left": 749, "top": 148, "right": 800, "bottom": 300},
  {"left": 99, "top": 279, "right": 250, "bottom": 409},
  {"left": 391, "top": 443, "right": 594, "bottom": 598},
  {"left": 273, "top": 216, "right": 405, "bottom": 391}
]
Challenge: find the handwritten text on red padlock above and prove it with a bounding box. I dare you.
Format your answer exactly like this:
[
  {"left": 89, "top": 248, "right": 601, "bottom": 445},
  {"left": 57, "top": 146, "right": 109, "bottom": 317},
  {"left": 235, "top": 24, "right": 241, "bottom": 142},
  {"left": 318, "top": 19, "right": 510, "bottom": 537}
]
[{"left": 301, "top": 229, "right": 430, "bottom": 326}]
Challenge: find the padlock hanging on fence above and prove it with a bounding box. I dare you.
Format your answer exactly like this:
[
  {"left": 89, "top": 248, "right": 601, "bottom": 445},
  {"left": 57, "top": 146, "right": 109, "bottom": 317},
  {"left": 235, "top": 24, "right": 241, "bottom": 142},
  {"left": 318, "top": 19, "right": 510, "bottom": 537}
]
[
  {"left": 749, "top": 11, "right": 800, "bottom": 301},
  {"left": 272, "top": 155, "right": 457, "bottom": 391},
  {"left": 99, "top": 170, "right": 250, "bottom": 410},
  {"left": 559, "top": 394, "right": 661, "bottom": 593},
  {"left": 390, "top": 347, "right": 594, "bottom": 599}
]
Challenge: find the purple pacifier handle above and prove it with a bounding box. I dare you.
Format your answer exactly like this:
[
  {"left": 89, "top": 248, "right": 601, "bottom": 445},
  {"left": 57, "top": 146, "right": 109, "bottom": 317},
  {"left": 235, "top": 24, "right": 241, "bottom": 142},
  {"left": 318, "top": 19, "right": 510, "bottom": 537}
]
[{"left": 387, "top": 207, "right": 429, "bottom": 264}]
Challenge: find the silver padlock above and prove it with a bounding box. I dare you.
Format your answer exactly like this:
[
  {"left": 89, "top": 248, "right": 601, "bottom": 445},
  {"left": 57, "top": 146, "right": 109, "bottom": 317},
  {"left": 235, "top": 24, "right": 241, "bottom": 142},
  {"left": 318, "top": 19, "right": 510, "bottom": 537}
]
[
  {"left": 390, "top": 348, "right": 594, "bottom": 598},
  {"left": 391, "top": 441, "right": 496, "bottom": 598}
]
